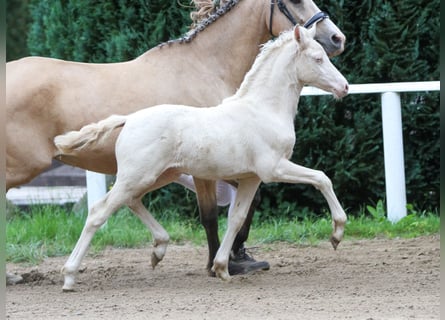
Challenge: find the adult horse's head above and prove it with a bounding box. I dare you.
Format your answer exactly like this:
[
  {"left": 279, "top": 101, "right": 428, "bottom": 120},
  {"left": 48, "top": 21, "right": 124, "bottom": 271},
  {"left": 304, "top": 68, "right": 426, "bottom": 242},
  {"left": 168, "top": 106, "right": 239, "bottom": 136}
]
[{"left": 267, "top": 0, "right": 345, "bottom": 57}]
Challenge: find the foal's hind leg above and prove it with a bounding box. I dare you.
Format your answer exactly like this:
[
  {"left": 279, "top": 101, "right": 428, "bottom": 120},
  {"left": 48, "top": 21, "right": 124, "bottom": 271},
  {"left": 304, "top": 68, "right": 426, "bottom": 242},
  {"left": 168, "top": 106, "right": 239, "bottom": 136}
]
[
  {"left": 128, "top": 199, "right": 169, "bottom": 269},
  {"left": 62, "top": 185, "right": 127, "bottom": 291}
]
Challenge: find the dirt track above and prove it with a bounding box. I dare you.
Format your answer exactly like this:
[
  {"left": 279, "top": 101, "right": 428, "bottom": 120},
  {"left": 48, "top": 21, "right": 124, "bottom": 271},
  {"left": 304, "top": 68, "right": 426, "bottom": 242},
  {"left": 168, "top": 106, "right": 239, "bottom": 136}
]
[{"left": 6, "top": 235, "right": 439, "bottom": 319}]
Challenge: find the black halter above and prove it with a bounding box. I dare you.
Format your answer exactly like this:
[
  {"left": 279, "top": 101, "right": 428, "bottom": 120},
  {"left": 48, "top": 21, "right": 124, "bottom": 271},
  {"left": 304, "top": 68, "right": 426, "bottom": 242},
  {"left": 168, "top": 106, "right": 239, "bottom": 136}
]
[
  {"left": 303, "top": 11, "right": 330, "bottom": 28},
  {"left": 269, "top": 0, "right": 329, "bottom": 37}
]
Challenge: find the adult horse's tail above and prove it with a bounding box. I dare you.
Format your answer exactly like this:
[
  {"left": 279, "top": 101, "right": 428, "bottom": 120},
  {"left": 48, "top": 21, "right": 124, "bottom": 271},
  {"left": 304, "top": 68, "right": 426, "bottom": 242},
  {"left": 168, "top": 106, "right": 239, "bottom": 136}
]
[{"left": 54, "top": 115, "right": 127, "bottom": 154}]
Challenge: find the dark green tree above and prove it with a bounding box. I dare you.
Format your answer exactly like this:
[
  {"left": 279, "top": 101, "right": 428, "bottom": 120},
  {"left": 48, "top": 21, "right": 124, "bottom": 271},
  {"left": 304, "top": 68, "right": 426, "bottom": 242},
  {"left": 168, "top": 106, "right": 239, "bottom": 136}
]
[
  {"left": 27, "top": 0, "right": 192, "bottom": 62},
  {"left": 6, "top": 0, "right": 31, "bottom": 61}
]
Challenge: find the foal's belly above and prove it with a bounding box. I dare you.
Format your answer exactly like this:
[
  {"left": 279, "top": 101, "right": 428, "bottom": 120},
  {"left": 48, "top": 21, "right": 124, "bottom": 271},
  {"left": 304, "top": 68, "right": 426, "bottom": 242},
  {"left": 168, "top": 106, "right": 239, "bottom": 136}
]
[{"left": 176, "top": 137, "right": 260, "bottom": 180}]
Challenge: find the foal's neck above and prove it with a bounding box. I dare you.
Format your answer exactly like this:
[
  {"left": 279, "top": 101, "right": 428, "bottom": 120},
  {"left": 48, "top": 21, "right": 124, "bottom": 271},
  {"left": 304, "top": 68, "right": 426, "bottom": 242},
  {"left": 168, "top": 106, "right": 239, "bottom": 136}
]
[{"left": 231, "top": 40, "right": 302, "bottom": 118}]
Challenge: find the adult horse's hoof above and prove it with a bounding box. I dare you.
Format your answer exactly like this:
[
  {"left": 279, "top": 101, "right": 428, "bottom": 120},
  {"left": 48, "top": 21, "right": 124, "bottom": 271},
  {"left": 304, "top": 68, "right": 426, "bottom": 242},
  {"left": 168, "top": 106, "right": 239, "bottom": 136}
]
[
  {"left": 228, "top": 246, "right": 270, "bottom": 275},
  {"left": 206, "top": 264, "right": 217, "bottom": 277}
]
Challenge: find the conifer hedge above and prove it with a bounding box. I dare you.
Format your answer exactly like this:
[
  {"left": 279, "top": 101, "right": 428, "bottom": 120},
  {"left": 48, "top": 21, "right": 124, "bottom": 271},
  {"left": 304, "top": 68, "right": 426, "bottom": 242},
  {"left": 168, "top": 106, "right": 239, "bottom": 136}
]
[
  {"left": 6, "top": 0, "right": 31, "bottom": 61},
  {"left": 27, "top": 0, "right": 191, "bottom": 62},
  {"left": 19, "top": 0, "right": 439, "bottom": 217}
]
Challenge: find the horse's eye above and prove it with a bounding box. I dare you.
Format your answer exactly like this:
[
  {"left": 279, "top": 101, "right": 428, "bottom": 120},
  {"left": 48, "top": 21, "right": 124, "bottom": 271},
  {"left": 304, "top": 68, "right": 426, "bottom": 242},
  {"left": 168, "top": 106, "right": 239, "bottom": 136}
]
[{"left": 289, "top": 0, "right": 302, "bottom": 4}]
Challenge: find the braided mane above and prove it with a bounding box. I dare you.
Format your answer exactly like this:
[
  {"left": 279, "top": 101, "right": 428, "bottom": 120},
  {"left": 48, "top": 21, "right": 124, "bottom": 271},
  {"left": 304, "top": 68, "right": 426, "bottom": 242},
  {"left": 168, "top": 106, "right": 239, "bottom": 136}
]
[
  {"left": 189, "top": 0, "right": 238, "bottom": 28},
  {"left": 160, "top": 0, "right": 241, "bottom": 47}
]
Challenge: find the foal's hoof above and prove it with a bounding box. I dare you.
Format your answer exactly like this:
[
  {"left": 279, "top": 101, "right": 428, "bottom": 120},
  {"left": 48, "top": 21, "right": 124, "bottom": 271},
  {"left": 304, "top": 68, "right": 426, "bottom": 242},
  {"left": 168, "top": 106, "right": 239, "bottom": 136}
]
[
  {"left": 62, "top": 275, "right": 76, "bottom": 292},
  {"left": 62, "top": 286, "right": 76, "bottom": 293},
  {"left": 211, "top": 260, "right": 231, "bottom": 281},
  {"left": 330, "top": 236, "right": 341, "bottom": 250},
  {"left": 213, "top": 267, "right": 231, "bottom": 281},
  {"left": 219, "top": 271, "right": 231, "bottom": 281},
  {"left": 151, "top": 252, "right": 162, "bottom": 269},
  {"left": 6, "top": 272, "right": 23, "bottom": 285}
]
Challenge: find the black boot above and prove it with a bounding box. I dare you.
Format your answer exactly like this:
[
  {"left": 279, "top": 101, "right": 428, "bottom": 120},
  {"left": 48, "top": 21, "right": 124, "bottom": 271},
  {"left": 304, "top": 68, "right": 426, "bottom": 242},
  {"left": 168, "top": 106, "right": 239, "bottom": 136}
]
[{"left": 228, "top": 244, "right": 270, "bottom": 275}]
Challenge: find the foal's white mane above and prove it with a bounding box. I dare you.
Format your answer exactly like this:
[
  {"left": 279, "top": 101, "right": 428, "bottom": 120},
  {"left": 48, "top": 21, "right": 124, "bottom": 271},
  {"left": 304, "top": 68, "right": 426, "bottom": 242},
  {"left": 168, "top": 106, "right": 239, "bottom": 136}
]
[{"left": 227, "top": 29, "right": 297, "bottom": 100}]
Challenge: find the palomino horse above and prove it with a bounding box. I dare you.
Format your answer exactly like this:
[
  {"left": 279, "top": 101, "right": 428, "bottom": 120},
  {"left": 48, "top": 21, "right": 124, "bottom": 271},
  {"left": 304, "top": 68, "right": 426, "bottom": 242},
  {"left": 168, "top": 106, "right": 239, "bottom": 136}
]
[
  {"left": 55, "top": 25, "right": 348, "bottom": 291},
  {"left": 6, "top": 0, "right": 345, "bottom": 274}
]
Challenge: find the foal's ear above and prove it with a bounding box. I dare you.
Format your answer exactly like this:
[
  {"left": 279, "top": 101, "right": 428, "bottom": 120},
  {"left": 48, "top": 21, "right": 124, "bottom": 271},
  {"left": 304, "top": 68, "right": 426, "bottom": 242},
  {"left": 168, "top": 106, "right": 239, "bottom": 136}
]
[
  {"left": 294, "top": 25, "right": 308, "bottom": 49},
  {"left": 294, "top": 25, "right": 302, "bottom": 42}
]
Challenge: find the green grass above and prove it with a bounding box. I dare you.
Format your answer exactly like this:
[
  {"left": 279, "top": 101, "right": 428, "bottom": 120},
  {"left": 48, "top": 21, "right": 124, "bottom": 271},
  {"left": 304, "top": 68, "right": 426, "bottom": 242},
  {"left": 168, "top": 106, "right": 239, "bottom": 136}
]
[
  {"left": 6, "top": 205, "right": 205, "bottom": 264},
  {"left": 6, "top": 204, "right": 439, "bottom": 264}
]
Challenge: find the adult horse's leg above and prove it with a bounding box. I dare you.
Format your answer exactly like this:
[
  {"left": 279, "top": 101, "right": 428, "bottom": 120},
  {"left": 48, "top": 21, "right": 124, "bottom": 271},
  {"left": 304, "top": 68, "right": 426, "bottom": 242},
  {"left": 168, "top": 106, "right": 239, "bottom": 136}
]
[
  {"left": 212, "top": 176, "right": 262, "bottom": 280},
  {"left": 193, "top": 178, "right": 220, "bottom": 274}
]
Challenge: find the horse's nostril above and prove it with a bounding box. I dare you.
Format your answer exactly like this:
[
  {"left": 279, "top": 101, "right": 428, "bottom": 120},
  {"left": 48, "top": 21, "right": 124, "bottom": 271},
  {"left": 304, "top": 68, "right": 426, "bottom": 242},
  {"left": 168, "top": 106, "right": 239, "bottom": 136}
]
[{"left": 331, "top": 34, "right": 341, "bottom": 45}]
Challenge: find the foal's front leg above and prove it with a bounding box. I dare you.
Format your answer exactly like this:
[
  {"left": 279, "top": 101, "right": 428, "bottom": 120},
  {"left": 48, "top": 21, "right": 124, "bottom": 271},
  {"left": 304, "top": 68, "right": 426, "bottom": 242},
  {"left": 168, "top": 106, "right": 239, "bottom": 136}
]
[
  {"left": 269, "top": 159, "right": 347, "bottom": 248},
  {"left": 212, "top": 177, "right": 262, "bottom": 281}
]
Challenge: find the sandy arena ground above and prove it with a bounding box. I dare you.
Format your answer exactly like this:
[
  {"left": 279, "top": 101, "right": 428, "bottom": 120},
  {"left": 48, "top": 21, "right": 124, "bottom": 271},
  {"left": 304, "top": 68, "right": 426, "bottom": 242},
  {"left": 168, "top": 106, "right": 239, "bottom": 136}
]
[{"left": 6, "top": 235, "right": 439, "bottom": 319}]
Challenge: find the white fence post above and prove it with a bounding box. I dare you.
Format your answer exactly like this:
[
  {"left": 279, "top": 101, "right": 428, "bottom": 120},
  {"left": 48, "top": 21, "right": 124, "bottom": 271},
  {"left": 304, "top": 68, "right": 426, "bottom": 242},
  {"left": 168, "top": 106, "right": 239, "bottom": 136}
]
[
  {"left": 86, "top": 171, "right": 107, "bottom": 211},
  {"left": 381, "top": 92, "right": 407, "bottom": 222}
]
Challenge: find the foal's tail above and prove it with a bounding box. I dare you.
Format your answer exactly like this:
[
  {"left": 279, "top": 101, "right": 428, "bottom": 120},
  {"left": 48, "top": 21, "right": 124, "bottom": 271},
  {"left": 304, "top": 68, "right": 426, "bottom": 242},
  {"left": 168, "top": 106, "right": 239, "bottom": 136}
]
[{"left": 54, "top": 115, "right": 127, "bottom": 154}]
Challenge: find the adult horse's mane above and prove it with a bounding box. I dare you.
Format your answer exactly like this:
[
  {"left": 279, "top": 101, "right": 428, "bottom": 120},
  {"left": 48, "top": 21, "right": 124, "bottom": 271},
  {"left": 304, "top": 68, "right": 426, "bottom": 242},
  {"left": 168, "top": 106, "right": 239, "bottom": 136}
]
[
  {"left": 160, "top": 0, "right": 241, "bottom": 46},
  {"left": 189, "top": 0, "right": 239, "bottom": 27}
]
